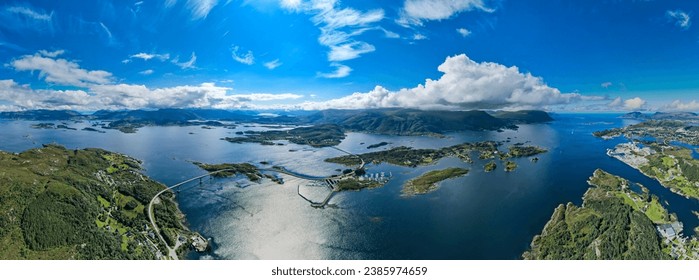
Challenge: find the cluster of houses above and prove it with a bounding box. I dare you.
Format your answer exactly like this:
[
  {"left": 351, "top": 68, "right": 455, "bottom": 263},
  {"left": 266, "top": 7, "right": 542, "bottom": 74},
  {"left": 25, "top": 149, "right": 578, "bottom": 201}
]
[{"left": 357, "top": 171, "right": 392, "bottom": 183}]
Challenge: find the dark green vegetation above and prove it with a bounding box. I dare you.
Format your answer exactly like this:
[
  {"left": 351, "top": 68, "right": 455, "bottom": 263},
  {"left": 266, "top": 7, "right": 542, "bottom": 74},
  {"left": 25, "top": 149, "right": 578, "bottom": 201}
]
[
  {"left": 366, "top": 142, "right": 390, "bottom": 149},
  {"left": 304, "top": 109, "right": 552, "bottom": 136},
  {"left": 0, "top": 145, "right": 194, "bottom": 259},
  {"left": 402, "top": 167, "right": 469, "bottom": 196},
  {"left": 82, "top": 127, "right": 106, "bottom": 133},
  {"left": 326, "top": 141, "right": 545, "bottom": 169},
  {"left": 193, "top": 162, "right": 264, "bottom": 182},
  {"left": 335, "top": 178, "right": 383, "bottom": 191},
  {"left": 504, "top": 161, "right": 517, "bottom": 172},
  {"left": 506, "top": 145, "right": 547, "bottom": 158},
  {"left": 484, "top": 161, "right": 497, "bottom": 172},
  {"left": 524, "top": 169, "right": 669, "bottom": 260},
  {"left": 223, "top": 124, "right": 345, "bottom": 148},
  {"left": 634, "top": 144, "right": 699, "bottom": 199}
]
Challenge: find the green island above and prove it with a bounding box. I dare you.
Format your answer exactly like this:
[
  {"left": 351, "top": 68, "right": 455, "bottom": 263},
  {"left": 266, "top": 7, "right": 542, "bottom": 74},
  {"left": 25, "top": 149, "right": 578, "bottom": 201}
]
[
  {"left": 524, "top": 169, "right": 674, "bottom": 260},
  {"left": 484, "top": 161, "right": 497, "bottom": 172},
  {"left": 223, "top": 124, "right": 346, "bottom": 148},
  {"left": 607, "top": 142, "right": 699, "bottom": 200},
  {"left": 193, "top": 162, "right": 283, "bottom": 184},
  {"left": 402, "top": 167, "right": 469, "bottom": 196},
  {"left": 366, "top": 142, "right": 390, "bottom": 149},
  {"left": 526, "top": 169, "right": 699, "bottom": 259},
  {"left": 0, "top": 144, "right": 198, "bottom": 260},
  {"left": 504, "top": 161, "right": 517, "bottom": 172},
  {"left": 325, "top": 141, "right": 546, "bottom": 170}
]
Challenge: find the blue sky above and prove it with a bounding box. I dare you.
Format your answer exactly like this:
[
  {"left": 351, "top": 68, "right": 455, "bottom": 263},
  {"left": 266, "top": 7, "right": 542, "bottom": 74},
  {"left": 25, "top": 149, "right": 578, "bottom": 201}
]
[{"left": 1, "top": 0, "right": 698, "bottom": 112}]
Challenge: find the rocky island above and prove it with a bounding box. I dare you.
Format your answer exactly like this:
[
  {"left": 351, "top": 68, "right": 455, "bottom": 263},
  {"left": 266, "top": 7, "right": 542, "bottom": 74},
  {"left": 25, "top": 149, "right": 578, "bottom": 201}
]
[{"left": 402, "top": 167, "right": 469, "bottom": 196}]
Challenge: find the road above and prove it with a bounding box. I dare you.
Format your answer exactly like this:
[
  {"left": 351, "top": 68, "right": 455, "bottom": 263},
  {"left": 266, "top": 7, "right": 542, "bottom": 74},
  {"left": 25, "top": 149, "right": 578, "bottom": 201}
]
[{"left": 147, "top": 166, "right": 340, "bottom": 259}]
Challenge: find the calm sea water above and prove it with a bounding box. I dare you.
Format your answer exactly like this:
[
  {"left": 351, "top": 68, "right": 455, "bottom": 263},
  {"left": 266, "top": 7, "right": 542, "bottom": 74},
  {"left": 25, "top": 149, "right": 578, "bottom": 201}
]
[{"left": 0, "top": 114, "right": 697, "bottom": 260}]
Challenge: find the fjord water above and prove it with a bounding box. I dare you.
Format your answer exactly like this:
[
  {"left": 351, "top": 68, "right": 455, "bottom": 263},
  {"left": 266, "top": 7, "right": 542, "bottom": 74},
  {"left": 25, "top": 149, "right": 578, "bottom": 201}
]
[{"left": 0, "top": 114, "right": 697, "bottom": 259}]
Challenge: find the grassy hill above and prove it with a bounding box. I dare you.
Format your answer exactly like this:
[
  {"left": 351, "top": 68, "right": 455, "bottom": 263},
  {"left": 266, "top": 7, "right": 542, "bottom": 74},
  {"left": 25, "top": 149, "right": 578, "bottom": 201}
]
[{"left": 0, "top": 144, "right": 193, "bottom": 259}]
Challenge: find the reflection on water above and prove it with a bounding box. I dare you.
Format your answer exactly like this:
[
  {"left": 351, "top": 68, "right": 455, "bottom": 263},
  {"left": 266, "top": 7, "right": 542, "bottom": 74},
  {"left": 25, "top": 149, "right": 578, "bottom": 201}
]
[{"left": 0, "top": 115, "right": 697, "bottom": 259}]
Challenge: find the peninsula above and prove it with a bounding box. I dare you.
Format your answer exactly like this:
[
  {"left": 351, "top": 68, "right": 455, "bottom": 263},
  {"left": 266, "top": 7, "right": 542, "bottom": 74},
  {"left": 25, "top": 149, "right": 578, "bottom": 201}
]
[{"left": 0, "top": 145, "right": 199, "bottom": 259}]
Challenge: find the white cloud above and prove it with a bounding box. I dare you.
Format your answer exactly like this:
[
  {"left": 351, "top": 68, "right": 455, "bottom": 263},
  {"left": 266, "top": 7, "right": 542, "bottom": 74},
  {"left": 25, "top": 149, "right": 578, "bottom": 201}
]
[
  {"left": 231, "top": 45, "right": 255, "bottom": 65},
  {"left": 99, "top": 22, "right": 113, "bottom": 40},
  {"left": 379, "top": 27, "right": 400, "bottom": 38},
  {"left": 172, "top": 52, "right": 197, "bottom": 69},
  {"left": 186, "top": 0, "right": 218, "bottom": 19},
  {"left": 10, "top": 51, "right": 113, "bottom": 87},
  {"left": 623, "top": 97, "right": 646, "bottom": 110},
  {"left": 0, "top": 79, "right": 304, "bottom": 111},
  {"left": 227, "top": 93, "right": 303, "bottom": 101},
  {"left": 38, "top": 49, "right": 65, "bottom": 58},
  {"left": 667, "top": 10, "right": 691, "bottom": 29},
  {"left": 302, "top": 54, "right": 584, "bottom": 110},
  {"left": 412, "top": 33, "right": 427, "bottom": 40},
  {"left": 264, "top": 59, "right": 282, "bottom": 70},
  {"left": 130, "top": 52, "right": 171, "bottom": 61},
  {"left": 139, "top": 69, "right": 154, "bottom": 75},
  {"left": 318, "top": 63, "right": 352, "bottom": 78},
  {"left": 398, "top": 0, "right": 493, "bottom": 26},
  {"left": 601, "top": 81, "right": 613, "bottom": 88},
  {"left": 456, "top": 28, "right": 471, "bottom": 37},
  {"left": 328, "top": 41, "right": 375, "bottom": 61},
  {"left": 6, "top": 6, "right": 52, "bottom": 21},
  {"left": 608, "top": 97, "right": 623, "bottom": 107},
  {"left": 662, "top": 100, "right": 699, "bottom": 112},
  {"left": 282, "top": 0, "right": 384, "bottom": 76}
]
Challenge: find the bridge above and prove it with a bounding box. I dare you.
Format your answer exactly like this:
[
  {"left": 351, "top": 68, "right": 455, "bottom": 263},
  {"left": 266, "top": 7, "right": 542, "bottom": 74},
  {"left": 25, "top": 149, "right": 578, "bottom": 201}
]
[{"left": 147, "top": 147, "right": 366, "bottom": 258}]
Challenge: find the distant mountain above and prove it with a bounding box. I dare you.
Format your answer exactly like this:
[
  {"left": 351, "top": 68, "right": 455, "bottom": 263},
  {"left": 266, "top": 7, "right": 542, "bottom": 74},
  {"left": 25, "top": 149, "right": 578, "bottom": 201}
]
[
  {"left": 302, "top": 109, "right": 550, "bottom": 136},
  {"left": 650, "top": 112, "right": 699, "bottom": 120},
  {"left": 489, "top": 110, "right": 554, "bottom": 124},
  {"left": 1, "top": 108, "right": 554, "bottom": 135},
  {"left": 620, "top": 111, "right": 698, "bottom": 120},
  {"left": 0, "top": 110, "right": 84, "bottom": 120},
  {"left": 620, "top": 111, "right": 648, "bottom": 119}
]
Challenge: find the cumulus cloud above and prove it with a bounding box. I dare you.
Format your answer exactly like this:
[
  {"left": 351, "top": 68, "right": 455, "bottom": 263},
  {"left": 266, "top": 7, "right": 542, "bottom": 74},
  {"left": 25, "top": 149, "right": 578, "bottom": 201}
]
[
  {"left": 606, "top": 96, "right": 646, "bottom": 111},
  {"left": 601, "top": 81, "right": 612, "bottom": 88},
  {"left": 231, "top": 45, "right": 255, "bottom": 65},
  {"left": 318, "top": 63, "right": 351, "bottom": 78},
  {"left": 662, "top": 100, "right": 699, "bottom": 112},
  {"left": 10, "top": 51, "right": 113, "bottom": 87},
  {"left": 456, "top": 28, "right": 471, "bottom": 37},
  {"left": 0, "top": 79, "right": 303, "bottom": 111},
  {"left": 667, "top": 10, "right": 691, "bottom": 29},
  {"left": 623, "top": 97, "right": 646, "bottom": 110},
  {"left": 264, "top": 59, "right": 282, "bottom": 70},
  {"left": 398, "top": 0, "right": 493, "bottom": 26},
  {"left": 139, "top": 69, "right": 154, "bottom": 75},
  {"left": 301, "top": 54, "right": 584, "bottom": 110},
  {"left": 281, "top": 0, "right": 384, "bottom": 77},
  {"left": 186, "top": 0, "right": 218, "bottom": 19}
]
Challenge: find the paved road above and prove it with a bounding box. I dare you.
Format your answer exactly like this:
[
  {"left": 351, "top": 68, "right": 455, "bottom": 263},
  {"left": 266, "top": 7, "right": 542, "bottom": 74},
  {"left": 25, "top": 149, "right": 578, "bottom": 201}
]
[{"left": 147, "top": 167, "right": 338, "bottom": 259}]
